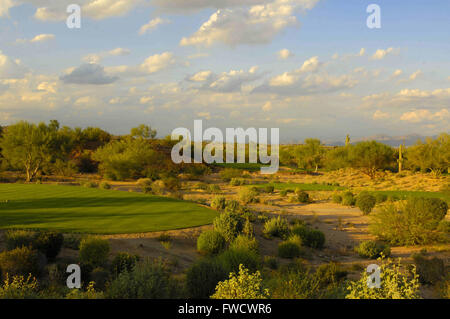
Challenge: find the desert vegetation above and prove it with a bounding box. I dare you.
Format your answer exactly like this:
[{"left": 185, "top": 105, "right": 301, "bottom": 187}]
[{"left": 0, "top": 120, "right": 448, "bottom": 299}]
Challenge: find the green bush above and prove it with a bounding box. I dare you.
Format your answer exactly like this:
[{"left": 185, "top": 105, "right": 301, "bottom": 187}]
[
  {"left": 219, "top": 168, "right": 241, "bottom": 182},
  {"left": 211, "top": 196, "right": 227, "bottom": 211},
  {"left": 355, "top": 241, "right": 391, "bottom": 259},
  {"left": 224, "top": 200, "right": 242, "bottom": 213},
  {"left": 79, "top": 237, "right": 110, "bottom": 268},
  {"left": 332, "top": 194, "right": 342, "bottom": 204},
  {"left": 82, "top": 181, "right": 97, "bottom": 188},
  {"left": 90, "top": 267, "right": 110, "bottom": 290},
  {"left": 107, "top": 259, "right": 174, "bottom": 299},
  {"left": 213, "top": 211, "right": 244, "bottom": 242},
  {"left": 412, "top": 254, "right": 445, "bottom": 284},
  {"left": 0, "top": 274, "right": 39, "bottom": 299},
  {"left": 63, "top": 234, "right": 81, "bottom": 250},
  {"left": 229, "top": 178, "right": 246, "bottom": 186},
  {"left": 291, "top": 225, "right": 325, "bottom": 249},
  {"left": 111, "top": 252, "right": 140, "bottom": 277},
  {"left": 280, "top": 190, "right": 288, "bottom": 197},
  {"left": 263, "top": 216, "right": 289, "bottom": 239},
  {"left": 197, "top": 230, "right": 226, "bottom": 255},
  {"left": 278, "top": 240, "right": 302, "bottom": 259},
  {"left": 239, "top": 188, "right": 259, "bottom": 204},
  {"left": 137, "top": 178, "right": 152, "bottom": 193},
  {"left": 230, "top": 235, "right": 259, "bottom": 254},
  {"left": 296, "top": 190, "right": 310, "bottom": 203},
  {"left": 341, "top": 192, "right": 355, "bottom": 206},
  {"left": 0, "top": 247, "right": 43, "bottom": 280},
  {"left": 264, "top": 256, "right": 278, "bottom": 270},
  {"left": 370, "top": 198, "right": 448, "bottom": 245},
  {"left": 99, "top": 181, "right": 111, "bottom": 190},
  {"left": 375, "top": 193, "right": 388, "bottom": 204},
  {"left": 207, "top": 184, "right": 221, "bottom": 194},
  {"left": 33, "top": 232, "right": 64, "bottom": 261},
  {"left": 217, "top": 249, "right": 260, "bottom": 274},
  {"left": 262, "top": 185, "right": 275, "bottom": 193},
  {"left": 315, "top": 262, "right": 348, "bottom": 288},
  {"left": 356, "top": 193, "right": 376, "bottom": 215},
  {"left": 4, "top": 230, "right": 35, "bottom": 251},
  {"left": 186, "top": 258, "right": 227, "bottom": 299}
]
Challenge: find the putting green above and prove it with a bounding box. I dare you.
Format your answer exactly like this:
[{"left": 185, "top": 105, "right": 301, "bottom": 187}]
[{"left": 0, "top": 184, "right": 218, "bottom": 234}]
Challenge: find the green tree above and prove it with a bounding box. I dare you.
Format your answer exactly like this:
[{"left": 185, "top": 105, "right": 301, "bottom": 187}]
[
  {"left": 348, "top": 141, "right": 394, "bottom": 179},
  {"left": 294, "top": 138, "right": 325, "bottom": 172},
  {"left": 406, "top": 134, "right": 449, "bottom": 176},
  {"left": 130, "top": 124, "right": 157, "bottom": 140}
]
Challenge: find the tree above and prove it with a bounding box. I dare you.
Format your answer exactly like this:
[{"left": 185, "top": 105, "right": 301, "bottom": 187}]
[
  {"left": 294, "top": 138, "right": 325, "bottom": 172},
  {"left": 348, "top": 141, "right": 394, "bottom": 179},
  {"left": 0, "top": 121, "right": 59, "bottom": 181},
  {"left": 406, "top": 134, "right": 449, "bottom": 176},
  {"left": 130, "top": 124, "right": 157, "bottom": 140}
]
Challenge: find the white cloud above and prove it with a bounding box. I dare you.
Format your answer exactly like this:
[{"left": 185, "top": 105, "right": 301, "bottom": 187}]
[
  {"left": 152, "top": 0, "right": 265, "bottom": 12},
  {"left": 262, "top": 101, "right": 272, "bottom": 111},
  {"left": 37, "top": 81, "right": 57, "bottom": 93},
  {"left": 372, "top": 110, "right": 390, "bottom": 120},
  {"left": 298, "top": 56, "right": 320, "bottom": 73},
  {"left": 30, "top": 33, "right": 55, "bottom": 43},
  {"left": 371, "top": 47, "right": 399, "bottom": 60},
  {"left": 270, "top": 72, "right": 297, "bottom": 87},
  {"left": 0, "top": 0, "right": 15, "bottom": 17},
  {"left": 392, "top": 69, "right": 403, "bottom": 77},
  {"left": 83, "top": 0, "right": 144, "bottom": 20},
  {"left": 0, "top": 51, "right": 27, "bottom": 79},
  {"left": 409, "top": 69, "right": 422, "bottom": 81},
  {"left": 140, "top": 52, "right": 175, "bottom": 74},
  {"left": 188, "top": 70, "right": 213, "bottom": 82},
  {"left": 139, "top": 17, "right": 170, "bottom": 35},
  {"left": 60, "top": 63, "right": 119, "bottom": 85},
  {"left": 180, "top": 0, "right": 319, "bottom": 47},
  {"left": 400, "top": 108, "right": 450, "bottom": 123},
  {"left": 83, "top": 47, "right": 131, "bottom": 64},
  {"left": 278, "top": 49, "right": 293, "bottom": 60}
]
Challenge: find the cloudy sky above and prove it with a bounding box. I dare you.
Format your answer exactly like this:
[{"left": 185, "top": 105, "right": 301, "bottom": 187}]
[{"left": 0, "top": 0, "right": 449, "bottom": 142}]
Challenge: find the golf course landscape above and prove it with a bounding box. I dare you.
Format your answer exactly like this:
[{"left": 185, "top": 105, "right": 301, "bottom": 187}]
[{"left": 0, "top": 184, "right": 218, "bottom": 234}]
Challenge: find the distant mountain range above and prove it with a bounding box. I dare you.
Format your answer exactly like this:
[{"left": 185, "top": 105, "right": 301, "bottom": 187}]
[{"left": 324, "top": 134, "right": 437, "bottom": 147}]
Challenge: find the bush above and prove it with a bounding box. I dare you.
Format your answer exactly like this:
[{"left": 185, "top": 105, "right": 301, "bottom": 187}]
[
  {"left": 82, "top": 181, "right": 97, "bottom": 188},
  {"left": 229, "top": 178, "right": 246, "bottom": 186},
  {"left": 213, "top": 211, "right": 244, "bottom": 242},
  {"left": 0, "top": 247, "right": 43, "bottom": 280},
  {"left": 291, "top": 225, "right": 325, "bottom": 249},
  {"left": 238, "top": 188, "right": 259, "bottom": 204},
  {"left": 375, "top": 193, "right": 388, "bottom": 204},
  {"left": 186, "top": 258, "right": 227, "bottom": 299},
  {"left": 315, "top": 262, "right": 347, "bottom": 288},
  {"left": 224, "top": 200, "right": 242, "bottom": 213},
  {"left": 211, "top": 196, "right": 227, "bottom": 211},
  {"left": 370, "top": 198, "right": 448, "bottom": 245},
  {"left": 162, "top": 177, "right": 181, "bottom": 192},
  {"left": 111, "top": 252, "right": 140, "bottom": 277},
  {"left": 356, "top": 193, "right": 376, "bottom": 215},
  {"left": 33, "top": 232, "right": 64, "bottom": 261},
  {"left": 261, "top": 185, "right": 275, "bottom": 193},
  {"left": 150, "top": 180, "right": 166, "bottom": 195},
  {"left": 0, "top": 274, "right": 39, "bottom": 299},
  {"left": 99, "top": 181, "right": 111, "bottom": 190},
  {"left": 264, "top": 256, "right": 278, "bottom": 270},
  {"left": 90, "top": 267, "right": 110, "bottom": 290},
  {"left": 79, "top": 237, "right": 110, "bottom": 268},
  {"left": 197, "top": 230, "right": 226, "bottom": 255},
  {"left": 230, "top": 235, "right": 259, "bottom": 254},
  {"left": 217, "top": 249, "right": 260, "bottom": 274},
  {"left": 346, "top": 257, "right": 420, "bottom": 299},
  {"left": 137, "top": 178, "right": 152, "bottom": 193},
  {"left": 412, "top": 255, "right": 445, "bottom": 284},
  {"left": 207, "top": 184, "right": 221, "bottom": 194},
  {"left": 211, "top": 265, "right": 269, "bottom": 299},
  {"left": 219, "top": 168, "right": 241, "bottom": 182},
  {"left": 263, "top": 216, "right": 289, "bottom": 239},
  {"left": 63, "top": 234, "right": 81, "bottom": 250},
  {"left": 107, "top": 259, "right": 173, "bottom": 299},
  {"left": 4, "top": 230, "right": 35, "bottom": 251},
  {"left": 355, "top": 241, "right": 391, "bottom": 259},
  {"left": 278, "top": 240, "right": 302, "bottom": 259},
  {"left": 341, "top": 192, "right": 355, "bottom": 206},
  {"left": 66, "top": 281, "right": 104, "bottom": 299},
  {"left": 332, "top": 194, "right": 342, "bottom": 204},
  {"left": 296, "top": 190, "right": 310, "bottom": 203},
  {"left": 280, "top": 190, "right": 288, "bottom": 197}
]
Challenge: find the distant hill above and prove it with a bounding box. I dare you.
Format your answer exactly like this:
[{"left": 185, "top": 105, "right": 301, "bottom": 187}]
[{"left": 324, "top": 134, "right": 437, "bottom": 147}]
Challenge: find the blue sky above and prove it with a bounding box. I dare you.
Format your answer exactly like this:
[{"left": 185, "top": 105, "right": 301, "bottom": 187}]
[{"left": 0, "top": 0, "right": 448, "bottom": 142}]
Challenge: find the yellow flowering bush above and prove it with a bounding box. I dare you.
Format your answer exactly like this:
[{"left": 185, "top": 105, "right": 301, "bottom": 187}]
[
  {"left": 0, "top": 274, "right": 39, "bottom": 299},
  {"left": 211, "top": 264, "right": 269, "bottom": 299}
]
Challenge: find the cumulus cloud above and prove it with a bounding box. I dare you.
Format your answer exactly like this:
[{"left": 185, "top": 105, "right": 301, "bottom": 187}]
[
  {"left": 180, "top": 0, "right": 319, "bottom": 47},
  {"left": 400, "top": 108, "right": 450, "bottom": 123},
  {"left": 139, "top": 17, "right": 170, "bottom": 35},
  {"left": 277, "top": 49, "right": 293, "bottom": 60},
  {"left": 372, "top": 110, "right": 390, "bottom": 120},
  {"left": 266, "top": 56, "right": 321, "bottom": 87},
  {"left": 152, "top": 0, "right": 267, "bottom": 12},
  {"left": 60, "top": 63, "right": 119, "bottom": 85},
  {"left": 187, "top": 70, "right": 214, "bottom": 82},
  {"left": 106, "top": 52, "right": 176, "bottom": 77},
  {"left": 83, "top": 47, "right": 131, "bottom": 64},
  {"left": 371, "top": 47, "right": 400, "bottom": 60},
  {"left": 0, "top": 51, "right": 27, "bottom": 79},
  {"left": 0, "top": 0, "right": 14, "bottom": 17},
  {"left": 392, "top": 69, "right": 403, "bottom": 77}
]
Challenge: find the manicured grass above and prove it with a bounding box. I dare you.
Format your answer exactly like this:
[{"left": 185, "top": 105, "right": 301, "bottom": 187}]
[
  {"left": 212, "top": 163, "right": 269, "bottom": 171},
  {"left": 252, "top": 182, "right": 346, "bottom": 192},
  {"left": 368, "top": 190, "right": 450, "bottom": 202},
  {"left": 0, "top": 184, "right": 218, "bottom": 234}
]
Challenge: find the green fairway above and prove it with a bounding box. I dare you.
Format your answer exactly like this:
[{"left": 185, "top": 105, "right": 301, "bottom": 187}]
[
  {"left": 369, "top": 190, "right": 450, "bottom": 202},
  {"left": 252, "top": 182, "right": 347, "bottom": 191},
  {"left": 0, "top": 184, "right": 218, "bottom": 234}
]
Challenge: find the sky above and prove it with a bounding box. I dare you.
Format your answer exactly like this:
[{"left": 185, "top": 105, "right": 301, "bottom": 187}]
[{"left": 0, "top": 0, "right": 449, "bottom": 142}]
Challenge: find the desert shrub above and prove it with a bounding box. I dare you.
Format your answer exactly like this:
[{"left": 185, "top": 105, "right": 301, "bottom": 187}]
[
  {"left": 107, "top": 259, "right": 173, "bottom": 299},
  {"left": 370, "top": 198, "right": 448, "bottom": 245},
  {"left": 33, "top": 232, "right": 64, "bottom": 261},
  {"left": 207, "top": 184, "right": 221, "bottom": 194},
  {"left": 90, "top": 267, "right": 110, "bottom": 290},
  {"left": 0, "top": 247, "right": 43, "bottom": 280},
  {"left": 197, "top": 230, "right": 226, "bottom": 255},
  {"left": 280, "top": 190, "right": 288, "bottom": 197},
  {"left": 0, "top": 274, "right": 39, "bottom": 299},
  {"left": 242, "top": 218, "right": 254, "bottom": 238},
  {"left": 111, "top": 252, "right": 140, "bottom": 277},
  {"left": 79, "top": 237, "right": 110, "bottom": 268},
  {"left": 387, "top": 194, "right": 400, "bottom": 202},
  {"left": 213, "top": 211, "right": 244, "bottom": 242},
  {"left": 375, "top": 193, "right": 388, "bottom": 204},
  {"left": 356, "top": 193, "right": 376, "bottom": 215},
  {"left": 217, "top": 249, "right": 260, "bottom": 274},
  {"left": 162, "top": 177, "right": 181, "bottom": 192},
  {"left": 230, "top": 235, "right": 259, "bottom": 254},
  {"left": 261, "top": 185, "right": 275, "bottom": 193},
  {"left": 412, "top": 254, "right": 445, "bottom": 285},
  {"left": 264, "top": 256, "right": 278, "bottom": 270},
  {"left": 291, "top": 225, "right": 325, "bottom": 249},
  {"left": 268, "top": 268, "right": 321, "bottom": 299},
  {"left": 150, "top": 180, "right": 166, "bottom": 195},
  {"left": 345, "top": 257, "right": 420, "bottom": 299},
  {"left": 278, "top": 239, "right": 302, "bottom": 259},
  {"left": 239, "top": 188, "right": 259, "bottom": 204},
  {"left": 211, "top": 264, "right": 269, "bottom": 299},
  {"left": 66, "top": 281, "right": 104, "bottom": 299},
  {"left": 315, "top": 262, "right": 348, "bottom": 288},
  {"left": 4, "top": 230, "right": 35, "bottom": 251},
  {"left": 82, "top": 181, "right": 97, "bottom": 188},
  {"left": 224, "top": 199, "right": 242, "bottom": 213},
  {"left": 341, "top": 192, "right": 355, "bottom": 206},
  {"left": 211, "top": 196, "right": 227, "bottom": 211},
  {"left": 296, "top": 191, "right": 310, "bottom": 203},
  {"left": 263, "top": 216, "right": 289, "bottom": 239},
  {"left": 137, "top": 178, "right": 152, "bottom": 193},
  {"left": 186, "top": 258, "right": 227, "bottom": 299},
  {"left": 332, "top": 194, "right": 342, "bottom": 204},
  {"left": 219, "top": 168, "right": 241, "bottom": 182},
  {"left": 437, "top": 220, "right": 450, "bottom": 235},
  {"left": 229, "top": 178, "right": 246, "bottom": 186},
  {"left": 355, "top": 241, "right": 391, "bottom": 259},
  {"left": 99, "top": 181, "right": 111, "bottom": 190},
  {"left": 63, "top": 234, "right": 81, "bottom": 250}
]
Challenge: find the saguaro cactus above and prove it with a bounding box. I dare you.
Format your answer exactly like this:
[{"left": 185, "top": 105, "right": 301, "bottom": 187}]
[{"left": 397, "top": 144, "right": 404, "bottom": 173}]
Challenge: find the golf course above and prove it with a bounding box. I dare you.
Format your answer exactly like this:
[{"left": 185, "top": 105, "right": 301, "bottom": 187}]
[{"left": 0, "top": 184, "right": 218, "bottom": 234}]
